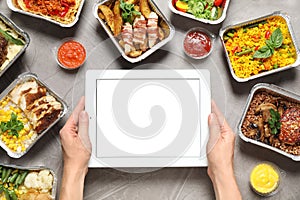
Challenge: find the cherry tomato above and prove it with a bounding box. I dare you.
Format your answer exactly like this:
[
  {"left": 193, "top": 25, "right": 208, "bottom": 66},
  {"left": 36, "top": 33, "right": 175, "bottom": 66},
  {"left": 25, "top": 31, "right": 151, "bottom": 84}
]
[{"left": 214, "top": 0, "right": 223, "bottom": 7}]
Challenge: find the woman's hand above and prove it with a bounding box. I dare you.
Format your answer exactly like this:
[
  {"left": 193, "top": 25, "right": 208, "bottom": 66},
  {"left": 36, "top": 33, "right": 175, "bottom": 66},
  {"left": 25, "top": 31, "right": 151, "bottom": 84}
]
[
  {"left": 59, "top": 96, "right": 91, "bottom": 200},
  {"left": 207, "top": 101, "right": 242, "bottom": 200}
]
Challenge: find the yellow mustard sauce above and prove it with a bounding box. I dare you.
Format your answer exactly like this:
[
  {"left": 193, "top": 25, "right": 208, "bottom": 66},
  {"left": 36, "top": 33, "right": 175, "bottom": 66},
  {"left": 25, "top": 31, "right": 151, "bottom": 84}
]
[{"left": 250, "top": 163, "right": 280, "bottom": 195}]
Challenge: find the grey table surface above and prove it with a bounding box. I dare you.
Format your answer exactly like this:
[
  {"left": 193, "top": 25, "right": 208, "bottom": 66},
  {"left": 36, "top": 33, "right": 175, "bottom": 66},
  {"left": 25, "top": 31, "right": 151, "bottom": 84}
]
[{"left": 1, "top": 0, "right": 300, "bottom": 199}]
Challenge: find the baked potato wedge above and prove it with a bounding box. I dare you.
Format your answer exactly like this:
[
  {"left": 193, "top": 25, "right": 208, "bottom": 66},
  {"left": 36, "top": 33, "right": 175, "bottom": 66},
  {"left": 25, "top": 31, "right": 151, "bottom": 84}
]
[
  {"left": 125, "top": 0, "right": 139, "bottom": 4},
  {"left": 99, "top": 5, "right": 115, "bottom": 33},
  {"left": 129, "top": 50, "right": 143, "bottom": 58},
  {"left": 113, "top": 0, "right": 123, "bottom": 36},
  {"left": 158, "top": 27, "right": 165, "bottom": 41},
  {"left": 140, "top": 0, "right": 151, "bottom": 19}
]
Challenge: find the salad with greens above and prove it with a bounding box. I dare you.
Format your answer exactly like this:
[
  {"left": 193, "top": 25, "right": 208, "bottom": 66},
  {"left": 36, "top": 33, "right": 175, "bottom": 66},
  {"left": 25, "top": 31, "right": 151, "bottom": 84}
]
[{"left": 172, "top": 0, "right": 223, "bottom": 21}]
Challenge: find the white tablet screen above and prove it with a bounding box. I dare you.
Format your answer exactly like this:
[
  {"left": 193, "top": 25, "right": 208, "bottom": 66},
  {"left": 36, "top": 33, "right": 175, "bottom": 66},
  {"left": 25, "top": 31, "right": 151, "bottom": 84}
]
[{"left": 96, "top": 79, "right": 201, "bottom": 158}]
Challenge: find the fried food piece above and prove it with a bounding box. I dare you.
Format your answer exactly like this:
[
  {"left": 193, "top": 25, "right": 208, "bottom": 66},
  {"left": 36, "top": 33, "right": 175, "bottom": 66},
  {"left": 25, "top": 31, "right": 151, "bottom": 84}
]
[
  {"left": 98, "top": 5, "right": 114, "bottom": 33},
  {"left": 113, "top": 0, "right": 123, "bottom": 36},
  {"left": 158, "top": 27, "right": 165, "bottom": 41},
  {"left": 98, "top": 12, "right": 105, "bottom": 20},
  {"left": 134, "top": 5, "right": 140, "bottom": 12},
  {"left": 140, "top": 0, "right": 151, "bottom": 19},
  {"left": 125, "top": 0, "right": 139, "bottom": 4},
  {"left": 129, "top": 50, "right": 143, "bottom": 58}
]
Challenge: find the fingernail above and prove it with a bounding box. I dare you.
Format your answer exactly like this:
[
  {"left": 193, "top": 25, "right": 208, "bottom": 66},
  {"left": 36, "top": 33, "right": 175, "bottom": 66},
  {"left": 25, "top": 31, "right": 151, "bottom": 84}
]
[
  {"left": 208, "top": 113, "right": 214, "bottom": 123},
  {"left": 79, "top": 111, "right": 88, "bottom": 121}
]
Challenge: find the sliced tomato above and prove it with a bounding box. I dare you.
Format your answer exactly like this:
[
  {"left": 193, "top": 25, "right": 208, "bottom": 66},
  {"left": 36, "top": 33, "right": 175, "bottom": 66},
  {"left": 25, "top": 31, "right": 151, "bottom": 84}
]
[{"left": 214, "top": 0, "right": 223, "bottom": 7}]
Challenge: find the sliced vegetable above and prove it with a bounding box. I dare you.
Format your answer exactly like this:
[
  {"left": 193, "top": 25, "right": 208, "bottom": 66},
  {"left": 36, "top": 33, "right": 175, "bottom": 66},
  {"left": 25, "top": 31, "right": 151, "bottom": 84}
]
[
  {"left": 1, "top": 167, "right": 7, "bottom": 181},
  {"left": 175, "top": 0, "right": 189, "bottom": 12},
  {"left": 243, "top": 20, "right": 267, "bottom": 30},
  {"left": 4, "top": 189, "right": 10, "bottom": 200},
  {"left": 8, "top": 190, "right": 17, "bottom": 200},
  {"left": 211, "top": 6, "right": 218, "bottom": 20},
  {"left": 217, "top": 6, "right": 223, "bottom": 18},
  {"left": 0, "top": 28, "right": 24, "bottom": 45},
  {"left": 214, "top": 0, "right": 223, "bottom": 7},
  {"left": 2, "top": 168, "right": 12, "bottom": 183},
  {"left": 17, "top": 171, "right": 29, "bottom": 186},
  {"left": 235, "top": 49, "right": 252, "bottom": 56},
  {"left": 9, "top": 173, "right": 18, "bottom": 183},
  {"left": 265, "top": 30, "right": 271, "bottom": 39}
]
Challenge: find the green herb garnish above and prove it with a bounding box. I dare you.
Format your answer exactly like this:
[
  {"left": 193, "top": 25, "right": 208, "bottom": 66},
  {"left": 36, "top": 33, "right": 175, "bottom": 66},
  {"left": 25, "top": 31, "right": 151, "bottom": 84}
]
[
  {"left": 120, "top": 0, "right": 141, "bottom": 24},
  {"left": 253, "top": 28, "right": 283, "bottom": 59},
  {"left": 0, "top": 28, "right": 24, "bottom": 45},
  {"left": 268, "top": 109, "right": 281, "bottom": 135},
  {"left": 0, "top": 112, "right": 24, "bottom": 137}
]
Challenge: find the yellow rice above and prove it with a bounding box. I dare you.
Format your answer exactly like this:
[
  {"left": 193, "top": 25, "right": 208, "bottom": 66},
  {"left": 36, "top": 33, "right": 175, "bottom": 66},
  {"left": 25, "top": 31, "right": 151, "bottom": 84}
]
[{"left": 224, "top": 16, "right": 297, "bottom": 78}]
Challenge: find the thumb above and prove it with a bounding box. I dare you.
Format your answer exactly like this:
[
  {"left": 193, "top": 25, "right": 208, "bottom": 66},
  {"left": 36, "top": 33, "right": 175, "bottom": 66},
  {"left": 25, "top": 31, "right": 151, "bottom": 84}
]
[
  {"left": 78, "top": 111, "right": 92, "bottom": 153},
  {"left": 207, "top": 113, "right": 221, "bottom": 154}
]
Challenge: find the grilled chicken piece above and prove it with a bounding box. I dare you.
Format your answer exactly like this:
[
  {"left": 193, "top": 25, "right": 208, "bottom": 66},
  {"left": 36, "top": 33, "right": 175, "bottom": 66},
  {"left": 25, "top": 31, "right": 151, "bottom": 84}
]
[
  {"left": 147, "top": 12, "right": 158, "bottom": 48},
  {"left": 133, "top": 15, "right": 147, "bottom": 51},
  {"left": 19, "top": 86, "right": 47, "bottom": 111},
  {"left": 10, "top": 79, "right": 62, "bottom": 134},
  {"left": 121, "top": 22, "right": 134, "bottom": 55},
  {"left": 0, "top": 34, "right": 8, "bottom": 66},
  {"left": 279, "top": 107, "right": 300, "bottom": 145},
  {"left": 25, "top": 96, "right": 62, "bottom": 133},
  {"left": 10, "top": 80, "right": 39, "bottom": 105},
  {"left": 34, "top": 108, "right": 62, "bottom": 133}
]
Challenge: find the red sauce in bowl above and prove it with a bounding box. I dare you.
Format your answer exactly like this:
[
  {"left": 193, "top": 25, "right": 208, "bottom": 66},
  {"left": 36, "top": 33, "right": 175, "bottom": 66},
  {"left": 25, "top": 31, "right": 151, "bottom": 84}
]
[
  {"left": 57, "top": 40, "right": 86, "bottom": 69},
  {"left": 183, "top": 30, "right": 212, "bottom": 59}
]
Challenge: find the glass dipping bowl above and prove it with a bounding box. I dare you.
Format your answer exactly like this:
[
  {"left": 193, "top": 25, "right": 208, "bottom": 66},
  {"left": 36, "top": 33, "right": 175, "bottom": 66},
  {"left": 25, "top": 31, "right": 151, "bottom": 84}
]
[{"left": 183, "top": 27, "right": 215, "bottom": 59}]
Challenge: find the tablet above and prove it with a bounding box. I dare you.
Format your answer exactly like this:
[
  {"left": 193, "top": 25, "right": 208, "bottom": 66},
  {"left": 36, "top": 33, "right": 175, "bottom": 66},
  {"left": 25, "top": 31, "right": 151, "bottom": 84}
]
[{"left": 85, "top": 70, "right": 211, "bottom": 168}]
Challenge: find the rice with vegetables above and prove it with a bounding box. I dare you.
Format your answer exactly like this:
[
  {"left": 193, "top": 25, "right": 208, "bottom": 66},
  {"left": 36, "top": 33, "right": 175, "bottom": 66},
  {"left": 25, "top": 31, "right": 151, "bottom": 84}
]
[
  {"left": 0, "top": 97, "right": 37, "bottom": 153},
  {"left": 224, "top": 16, "right": 297, "bottom": 78},
  {"left": 241, "top": 91, "right": 300, "bottom": 155}
]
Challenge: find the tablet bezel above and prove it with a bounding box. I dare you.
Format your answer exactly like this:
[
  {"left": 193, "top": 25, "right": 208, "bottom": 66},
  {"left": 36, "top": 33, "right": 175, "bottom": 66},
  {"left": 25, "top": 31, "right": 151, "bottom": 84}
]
[{"left": 85, "top": 70, "right": 211, "bottom": 168}]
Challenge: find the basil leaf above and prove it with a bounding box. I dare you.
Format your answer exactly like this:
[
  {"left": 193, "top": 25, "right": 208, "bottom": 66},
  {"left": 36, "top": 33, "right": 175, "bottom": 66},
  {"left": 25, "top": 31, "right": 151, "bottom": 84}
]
[
  {"left": 270, "top": 28, "right": 283, "bottom": 48},
  {"left": 253, "top": 45, "right": 273, "bottom": 58},
  {"left": 265, "top": 40, "right": 275, "bottom": 54},
  {"left": 120, "top": 0, "right": 141, "bottom": 24},
  {"left": 0, "top": 29, "right": 24, "bottom": 45}
]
